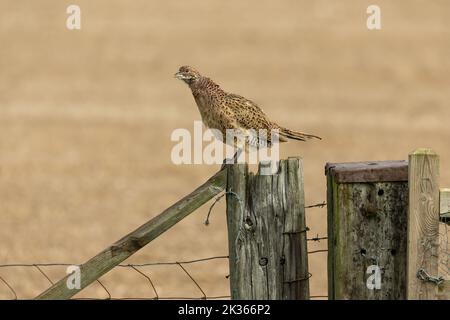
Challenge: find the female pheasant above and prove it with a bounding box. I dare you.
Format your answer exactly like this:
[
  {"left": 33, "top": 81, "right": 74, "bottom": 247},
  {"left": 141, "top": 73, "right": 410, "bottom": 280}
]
[{"left": 175, "top": 65, "right": 321, "bottom": 161}]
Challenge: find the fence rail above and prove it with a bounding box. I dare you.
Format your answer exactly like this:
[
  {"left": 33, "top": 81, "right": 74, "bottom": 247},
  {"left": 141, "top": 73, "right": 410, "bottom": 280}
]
[{"left": 35, "top": 169, "right": 227, "bottom": 300}]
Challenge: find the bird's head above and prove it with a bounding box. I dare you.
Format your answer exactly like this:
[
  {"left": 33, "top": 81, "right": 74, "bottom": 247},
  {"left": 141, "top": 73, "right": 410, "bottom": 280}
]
[{"left": 174, "top": 66, "right": 201, "bottom": 85}]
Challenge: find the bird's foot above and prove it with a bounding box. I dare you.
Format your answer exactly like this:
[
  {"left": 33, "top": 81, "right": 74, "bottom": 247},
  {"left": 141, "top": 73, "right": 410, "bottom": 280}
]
[
  {"left": 220, "top": 158, "right": 234, "bottom": 170},
  {"left": 220, "top": 149, "right": 243, "bottom": 170}
]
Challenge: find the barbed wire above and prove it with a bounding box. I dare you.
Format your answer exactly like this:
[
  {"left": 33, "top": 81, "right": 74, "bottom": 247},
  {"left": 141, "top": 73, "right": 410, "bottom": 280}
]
[{"left": 305, "top": 202, "right": 327, "bottom": 209}]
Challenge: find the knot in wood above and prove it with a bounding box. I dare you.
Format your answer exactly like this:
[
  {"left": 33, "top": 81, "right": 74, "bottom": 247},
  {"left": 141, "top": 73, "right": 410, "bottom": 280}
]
[
  {"left": 111, "top": 237, "right": 143, "bottom": 256},
  {"left": 244, "top": 217, "right": 254, "bottom": 231},
  {"left": 259, "top": 257, "right": 268, "bottom": 266},
  {"left": 359, "top": 198, "right": 377, "bottom": 216}
]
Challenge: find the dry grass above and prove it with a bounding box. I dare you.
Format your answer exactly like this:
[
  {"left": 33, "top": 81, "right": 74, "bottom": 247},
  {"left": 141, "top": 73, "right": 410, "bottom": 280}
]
[{"left": 0, "top": 0, "right": 449, "bottom": 299}]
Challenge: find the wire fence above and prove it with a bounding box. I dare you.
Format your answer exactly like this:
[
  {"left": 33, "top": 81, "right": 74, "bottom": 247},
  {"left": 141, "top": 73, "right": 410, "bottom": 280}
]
[
  {"left": 0, "top": 256, "right": 231, "bottom": 300},
  {"left": 0, "top": 250, "right": 328, "bottom": 300},
  {"left": 0, "top": 203, "right": 329, "bottom": 300},
  {"left": 1, "top": 201, "right": 447, "bottom": 300}
]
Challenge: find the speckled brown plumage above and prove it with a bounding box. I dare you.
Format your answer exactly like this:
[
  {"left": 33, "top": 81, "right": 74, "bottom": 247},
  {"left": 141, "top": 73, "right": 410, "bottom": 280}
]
[{"left": 175, "top": 65, "right": 321, "bottom": 149}]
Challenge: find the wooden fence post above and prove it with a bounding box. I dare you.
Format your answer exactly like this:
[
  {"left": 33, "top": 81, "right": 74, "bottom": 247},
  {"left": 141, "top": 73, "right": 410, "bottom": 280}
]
[
  {"left": 438, "top": 189, "right": 450, "bottom": 300},
  {"left": 226, "top": 158, "right": 309, "bottom": 299},
  {"left": 440, "top": 188, "right": 450, "bottom": 224},
  {"left": 326, "top": 161, "right": 409, "bottom": 299},
  {"left": 407, "top": 148, "right": 440, "bottom": 300}
]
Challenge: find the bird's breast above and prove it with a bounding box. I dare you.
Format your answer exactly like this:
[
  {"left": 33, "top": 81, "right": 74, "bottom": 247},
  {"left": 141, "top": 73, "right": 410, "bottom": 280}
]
[{"left": 193, "top": 93, "right": 219, "bottom": 128}]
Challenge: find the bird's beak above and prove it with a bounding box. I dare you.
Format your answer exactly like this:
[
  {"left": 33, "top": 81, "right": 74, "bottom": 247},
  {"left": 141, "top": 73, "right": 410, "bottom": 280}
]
[{"left": 174, "top": 72, "right": 184, "bottom": 80}]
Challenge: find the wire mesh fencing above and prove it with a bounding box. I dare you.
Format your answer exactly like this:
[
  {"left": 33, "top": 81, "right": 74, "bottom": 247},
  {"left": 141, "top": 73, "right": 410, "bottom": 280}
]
[
  {"left": 0, "top": 202, "right": 329, "bottom": 300},
  {"left": 4, "top": 200, "right": 445, "bottom": 300},
  {"left": 0, "top": 249, "right": 328, "bottom": 300},
  {"left": 0, "top": 256, "right": 231, "bottom": 300}
]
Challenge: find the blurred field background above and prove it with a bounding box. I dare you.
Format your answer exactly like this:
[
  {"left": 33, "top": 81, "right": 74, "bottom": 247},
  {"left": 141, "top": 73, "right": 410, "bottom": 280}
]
[{"left": 0, "top": 0, "right": 449, "bottom": 299}]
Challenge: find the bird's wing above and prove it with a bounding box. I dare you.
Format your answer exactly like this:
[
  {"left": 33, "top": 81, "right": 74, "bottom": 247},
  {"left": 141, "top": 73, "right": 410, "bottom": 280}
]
[
  {"left": 225, "top": 94, "right": 271, "bottom": 129},
  {"left": 225, "top": 93, "right": 287, "bottom": 144}
]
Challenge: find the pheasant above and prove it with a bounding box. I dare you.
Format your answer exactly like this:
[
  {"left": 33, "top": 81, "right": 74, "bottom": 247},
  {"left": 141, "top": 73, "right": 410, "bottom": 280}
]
[{"left": 175, "top": 65, "right": 321, "bottom": 163}]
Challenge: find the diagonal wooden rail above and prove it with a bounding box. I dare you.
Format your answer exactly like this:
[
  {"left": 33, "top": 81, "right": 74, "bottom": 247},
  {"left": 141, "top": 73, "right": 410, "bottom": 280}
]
[{"left": 36, "top": 168, "right": 227, "bottom": 300}]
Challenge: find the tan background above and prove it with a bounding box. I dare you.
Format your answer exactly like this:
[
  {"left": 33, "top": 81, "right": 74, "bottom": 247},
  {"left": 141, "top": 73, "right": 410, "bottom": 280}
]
[{"left": 0, "top": 0, "right": 449, "bottom": 299}]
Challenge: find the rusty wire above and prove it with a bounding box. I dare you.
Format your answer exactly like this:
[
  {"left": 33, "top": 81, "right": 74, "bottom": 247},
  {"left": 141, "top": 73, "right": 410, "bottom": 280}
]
[
  {"left": 307, "top": 234, "right": 328, "bottom": 242},
  {"left": 305, "top": 202, "right": 327, "bottom": 209},
  {"left": 176, "top": 262, "right": 207, "bottom": 300},
  {"left": 129, "top": 265, "right": 159, "bottom": 299},
  {"left": 0, "top": 275, "right": 17, "bottom": 300}
]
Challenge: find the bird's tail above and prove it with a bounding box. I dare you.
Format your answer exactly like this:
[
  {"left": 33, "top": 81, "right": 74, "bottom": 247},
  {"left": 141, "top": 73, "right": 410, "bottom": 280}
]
[{"left": 279, "top": 127, "right": 322, "bottom": 142}]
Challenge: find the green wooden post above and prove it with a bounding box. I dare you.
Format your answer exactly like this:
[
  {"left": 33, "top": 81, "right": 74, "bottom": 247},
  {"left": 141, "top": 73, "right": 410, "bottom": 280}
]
[{"left": 326, "top": 161, "right": 409, "bottom": 299}]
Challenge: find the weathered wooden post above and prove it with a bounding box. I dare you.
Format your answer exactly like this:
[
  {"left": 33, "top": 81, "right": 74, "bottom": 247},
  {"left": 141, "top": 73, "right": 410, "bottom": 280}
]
[
  {"left": 438, "top": 189, "right": 450, "bottom": 300},
  {"left": 226, "top": 158, "right": 309, "bottom": 299},
  {"left": 326, "top": 161, "right": 409, "bottom": 299},
  {"left": 407, "top": 148, "right": 441, "bottom": 300},
  {"left": 440, "top": 188, "right": 450, "bottom": 224}
]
